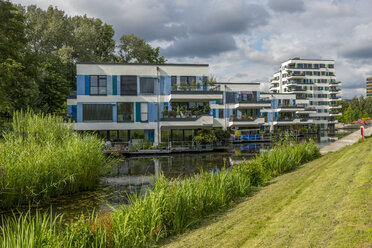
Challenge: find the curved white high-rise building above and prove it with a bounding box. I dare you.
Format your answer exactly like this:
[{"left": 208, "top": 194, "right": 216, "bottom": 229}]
[{"left": 269, "top": 58, "right": 342, "bottom": 132}]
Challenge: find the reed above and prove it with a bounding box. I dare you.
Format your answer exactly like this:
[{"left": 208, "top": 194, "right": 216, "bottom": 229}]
[
  {"left": 0, "top": 110, "right": 105, "bottom": 207},
  {"left": 110, "top": 140, "right": 320, "bottom": 247},
  {"left": 0, "top": 139, "right": 320, "bottom": 247}
]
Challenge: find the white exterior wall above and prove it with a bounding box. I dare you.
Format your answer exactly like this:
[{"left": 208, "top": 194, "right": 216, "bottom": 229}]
[{"left": 77, "top": 64, "right": 209, "bottom": 77}]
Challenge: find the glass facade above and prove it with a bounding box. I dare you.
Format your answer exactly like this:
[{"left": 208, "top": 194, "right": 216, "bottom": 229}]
[
  {"left": 117, "top": 102, "right": 134, "bottom": 122},
  {"left": 83, "top": 104, "right": 112, "bottom": 121}
]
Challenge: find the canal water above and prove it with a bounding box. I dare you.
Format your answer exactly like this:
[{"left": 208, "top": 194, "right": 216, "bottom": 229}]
[{"left": 1, "top": 140, "right": 332, "bottom": 221}]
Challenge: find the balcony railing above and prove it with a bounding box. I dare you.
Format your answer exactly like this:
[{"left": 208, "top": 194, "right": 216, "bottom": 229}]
[
  {"left": 237, "top": 98, "right": 271, "bottom": 104},
  {"left": 278, "top": 104, "right": 303, "bottom": 108},
  {"left": 161, "top": 110, "right": 211, "bottom": 120},
  {"left": 160, "top": 115, "right": 207, "bottom": 121},
  {"left": 230, "top": 116, "right": 260, "bottom": 121},
  {"left": 171, "top": 85, "right": 221, "bottom": 93}
]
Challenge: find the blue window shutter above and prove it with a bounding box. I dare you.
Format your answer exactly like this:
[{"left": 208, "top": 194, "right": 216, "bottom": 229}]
[
  {"left": 136, "top": 102, "right": 141, "bottom": 122},
  {"left": 85, "top": 75, "right": 90, "bottom": 95},
  {"left": 112, "top": 76, "right": 117, "bottom": 95}
]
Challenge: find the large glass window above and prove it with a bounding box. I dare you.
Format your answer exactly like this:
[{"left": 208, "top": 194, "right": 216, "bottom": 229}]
[
  {"left": 130, "top": 130, "right": 144, "bottom": 140},
  {"left": 121, "top": 76, "right": 137, "bottom": 95},
  {"left": 83, "top": 104, "right": 112, "bottom": 121},
  {"left": 161, "top": 130, "right": 170, "bottom": 143},
  {"left": 226, "top": 92, "right": 236, "bottom": 104},
  {"left": 171, "top": 76, "right": 177, "bottom": 90},
  {"left": 180, "top": 76, "right": 196, "bottom": 86},
  {"left": 140, "top": 77, "right": 154, "bottom": 94},
  {"left": 117, "top": 103, "right": 134, "bottom": 122},
  {"left": 90, "top": 75, "right": 107, "bottom": 95},
  {"left": 118, "top": 130, "right": 129, "bottom": 141}
]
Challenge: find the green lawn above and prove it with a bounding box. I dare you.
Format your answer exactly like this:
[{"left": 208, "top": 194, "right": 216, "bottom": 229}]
[{"left": 160, "top": 138, "right": 372, "bottom": 248}]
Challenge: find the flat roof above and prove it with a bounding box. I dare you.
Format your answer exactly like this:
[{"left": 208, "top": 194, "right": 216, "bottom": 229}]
[
  {"left": 76, "top": 62, "right": 209, "bottom": 67},
  {"left": 283, "top": 58, "right": 334, "bottom": 63},
  {"left": 261, "top": 93, "right": 296, "bottom": 96},
  {"left": 217, "top": 82, "right": 260, "bottom": 85}
]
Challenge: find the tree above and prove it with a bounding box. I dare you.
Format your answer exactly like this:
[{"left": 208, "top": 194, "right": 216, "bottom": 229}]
[
  {"left": 23, "top": 5, "right": 117, "bottom": 113},
  {"left": 0, "top": 1, "right": 39, "bottom": 119},
  {"left": 117, "top": 34, "right": 165, "bottom": 63},
  {"left": 71, "top": 15, "right": 116, "bottom": 62},
  {"left": 38, "top": 56, "right": 70, "bottom": 113}
]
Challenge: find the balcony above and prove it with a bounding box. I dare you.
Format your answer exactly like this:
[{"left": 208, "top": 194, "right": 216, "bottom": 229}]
[
  {"left": 328, "top": 96, "right": 342, "bottom": 101},
  {"left": 277, "top": 104, "right": 305, "bottom": 112},
  {"left": 272, "top": 118, "right": 302, "bottom": 125},
  {"left": 228, "top": 117, "right": 265, "bottom": 127},
  {"left": 329, "top": 104, "right": 342, "bottom": 109},
  {"left": 160, "top": 115, "right": 214, "bottom": 128},
  {"left": 237, "top": 98, "right": 271, "bottom": 108},
  {"left": 286, "top": 74, "right": 305, "bottom": 79},
  {"left": 170, "top": 85, "right": 223, "bottom": 102},
  {"left": 296, "top": 107, "right": 316, "bottom": 114}
]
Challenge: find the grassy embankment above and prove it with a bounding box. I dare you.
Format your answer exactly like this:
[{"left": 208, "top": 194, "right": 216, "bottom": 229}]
[
  {"left": 0, "top": 111, "right": 105, "bottom": 208},
  {"left": 0, "top": 137, "right": 320, "bottom": 247},
  {"left": 161, "top": 137, "right": 372, "bottom": 248}
]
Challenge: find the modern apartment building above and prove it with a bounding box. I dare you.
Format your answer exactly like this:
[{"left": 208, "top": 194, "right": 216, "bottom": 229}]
[
  {"left": 260, "top": 93, "right": 315, "bottom": 132},
  {"left": 367, "top": 76, "right": 372, "bottom": 98},
  {"left": 67, "top": 63, "right": 271, "bottom": 145},
  {"left": 269, "top": 58, "right": 342, "bottom": 132}
]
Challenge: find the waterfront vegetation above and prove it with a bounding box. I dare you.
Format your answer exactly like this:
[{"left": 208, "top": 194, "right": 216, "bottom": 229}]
[
  {"left": 162, "top": 135, "right": 372, "bottom": 248},
  {"left": 0, "top": 138, "right": 320, "bottom": 247},
  {"left": 0, "top": 111, "right": 105, "bottom": 208}
]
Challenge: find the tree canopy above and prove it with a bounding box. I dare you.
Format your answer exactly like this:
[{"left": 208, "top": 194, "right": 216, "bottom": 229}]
[
  {"left": 0, "top": 1, "right": 166, "bottom": 120},
  {"left": 337, "top": 96, "right": 372, "bottom": 123}
]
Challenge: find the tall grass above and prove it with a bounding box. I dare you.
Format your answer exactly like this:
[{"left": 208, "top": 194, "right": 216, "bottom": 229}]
[
  {"left": 0, "top": 111, "right": 105, "bottom": 207},
  {"left": 0, "top": 139, "right": 321, "bottom": 247}
]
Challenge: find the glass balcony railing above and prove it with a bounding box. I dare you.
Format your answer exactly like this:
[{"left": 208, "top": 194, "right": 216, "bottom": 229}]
[
  {"left": 237, "top": 98, "right": 271, "bottom": 104},
  {"left": 230, "top": 116, "right": 260, "bottom": 121},
  {"left": 171, "top": 85, "right": 221, "bottom": 93}
]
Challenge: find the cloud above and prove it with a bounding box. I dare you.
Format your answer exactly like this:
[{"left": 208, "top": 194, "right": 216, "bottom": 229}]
[
  {"left": 342, "top": 42, "right": 372, "bottom": 59},
  {"left": 268, "top": 0, "right": 305, "bottom": 13},
  {"left": 162, "top": 34, "right": 237, "bottom": 58},
  {"left": 9, "top": 0, "right": 372, "bottom": 98},
  {"left": 189, "top": 1, "right": 269, "bottom": 35}
]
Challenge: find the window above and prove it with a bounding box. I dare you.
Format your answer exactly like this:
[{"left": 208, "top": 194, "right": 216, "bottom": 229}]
[
  {"left": 327, "top": 64, "right": 334, "bottom": 68},
  {"left": 141, "top": 103, "right": 148, "bottom": 122},
  {"left": 180, "top": 76, "right": 196, "bottom": 86},
  {"left": 171, "top": 76, "right": 177, "bottom": 88},
  {"left": 83, "top": 104, "right": 112, "bottom": 121},
  {"left": 118, "top": 130, "right": 129, "bottom": 142},
  {"left": 117, "top": 103, "right": 134, "bottom": 122},
  {"left": 219, "top": 109, "right": 224, "bottom": 118},
  {"left": 90, "top": 76, "right": 107, "bottom": 95},
  {"left": 226, "top": 92, "right": 236, "bottom": 104},
  {"left": 140, "top": 77, "right": 154, "bottom": 94},
  {"left": 121, "top": 76, "right": 137, "bottom": 95}
]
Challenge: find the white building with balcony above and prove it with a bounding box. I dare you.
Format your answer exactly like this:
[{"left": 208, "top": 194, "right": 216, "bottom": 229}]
[{"left": 269, "top": 58, "right": 342, "bottom": 132}]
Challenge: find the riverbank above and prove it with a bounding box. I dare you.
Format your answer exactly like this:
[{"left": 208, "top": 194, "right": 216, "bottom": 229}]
[
  {"left": 160, "top": 134, "right": 372, "bottom": 247},
  {"left": 0, "top": 140, "right": 320, "bottom": 247}
]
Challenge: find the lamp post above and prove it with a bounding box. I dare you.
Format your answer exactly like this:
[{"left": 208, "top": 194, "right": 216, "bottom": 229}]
[{"left": 156, "top": 66, "right": 160, "bottom": 146}]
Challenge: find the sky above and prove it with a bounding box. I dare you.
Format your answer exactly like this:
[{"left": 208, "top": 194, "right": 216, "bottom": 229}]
[{"left": 11, "top": 0, "right": 372, "bottom": 99}]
